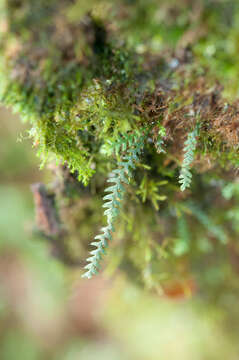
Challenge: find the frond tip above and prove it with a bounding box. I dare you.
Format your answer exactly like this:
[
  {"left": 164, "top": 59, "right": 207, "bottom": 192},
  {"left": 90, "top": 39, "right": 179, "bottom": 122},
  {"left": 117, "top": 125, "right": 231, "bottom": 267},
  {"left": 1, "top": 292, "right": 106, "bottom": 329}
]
[
  {"left": 82, "top": 133, "right": 145, "bottom": 279},
  {"left": 179, "top": 124, "right": 199, "bottom": 192}
]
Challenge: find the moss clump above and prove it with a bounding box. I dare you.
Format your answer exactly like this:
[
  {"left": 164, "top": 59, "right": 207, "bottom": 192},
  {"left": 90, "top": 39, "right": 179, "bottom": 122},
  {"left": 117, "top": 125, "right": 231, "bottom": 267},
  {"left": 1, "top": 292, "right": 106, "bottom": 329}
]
[{"left": 2, "top": 0, "right": 239, "bottom": 294}]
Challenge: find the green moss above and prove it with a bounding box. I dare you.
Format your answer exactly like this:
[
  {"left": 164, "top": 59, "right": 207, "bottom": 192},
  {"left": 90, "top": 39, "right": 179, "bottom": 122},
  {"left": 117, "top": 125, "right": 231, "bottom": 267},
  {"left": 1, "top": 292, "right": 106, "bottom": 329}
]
[{"left": 2, "top": 0, "right": 239, "bottom": 285}]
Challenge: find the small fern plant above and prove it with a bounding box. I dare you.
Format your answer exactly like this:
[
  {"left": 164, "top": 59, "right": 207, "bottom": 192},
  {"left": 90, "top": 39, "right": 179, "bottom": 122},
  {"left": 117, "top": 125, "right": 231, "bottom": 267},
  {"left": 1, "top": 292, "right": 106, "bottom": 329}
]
[
  {"left": 82, "top": 132, "right": 145, "bottom": 279},
  {"left": 179, "top": 124, "right": 200, "bottom": 191}
]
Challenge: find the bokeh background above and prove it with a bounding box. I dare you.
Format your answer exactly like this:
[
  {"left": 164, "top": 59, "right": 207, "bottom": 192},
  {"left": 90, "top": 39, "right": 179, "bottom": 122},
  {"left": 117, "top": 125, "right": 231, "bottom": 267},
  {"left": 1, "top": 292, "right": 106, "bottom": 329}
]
[{"left": 1, "top": 106, "right": 239, "bottom": 360}]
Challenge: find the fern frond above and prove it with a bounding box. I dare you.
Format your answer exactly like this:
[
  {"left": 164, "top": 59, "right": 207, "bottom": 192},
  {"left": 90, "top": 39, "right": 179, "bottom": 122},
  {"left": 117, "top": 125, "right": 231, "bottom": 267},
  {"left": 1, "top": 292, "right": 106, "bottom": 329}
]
[
  {"left": 179, "top": 124, "right": 199, "bottom": 191},
  {"left": 82, "top": 133, "right": 145, "bottom": 279},
  {"left": 155, "top": 125, "right": 166, "bottom": 154}
]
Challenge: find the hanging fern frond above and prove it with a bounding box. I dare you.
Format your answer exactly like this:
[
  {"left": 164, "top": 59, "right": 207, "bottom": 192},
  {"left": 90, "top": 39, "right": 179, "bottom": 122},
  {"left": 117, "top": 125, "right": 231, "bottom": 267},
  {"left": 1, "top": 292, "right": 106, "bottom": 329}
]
[
  {"left": 179, "top": 124, "right": 200, "bottom": 191},
  {"left": 155, "top": 125, "right": 166, "bottom": 154},
  {"left": 82, "top": 133, "right": 145, "bottom": 279}
]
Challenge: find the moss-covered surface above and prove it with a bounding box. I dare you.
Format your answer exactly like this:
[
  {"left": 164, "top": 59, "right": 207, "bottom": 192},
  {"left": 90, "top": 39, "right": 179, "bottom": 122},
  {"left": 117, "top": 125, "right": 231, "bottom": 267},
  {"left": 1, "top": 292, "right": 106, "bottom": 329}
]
[{"left": 2, "top": 0, "right": 239, "bottom": 296}]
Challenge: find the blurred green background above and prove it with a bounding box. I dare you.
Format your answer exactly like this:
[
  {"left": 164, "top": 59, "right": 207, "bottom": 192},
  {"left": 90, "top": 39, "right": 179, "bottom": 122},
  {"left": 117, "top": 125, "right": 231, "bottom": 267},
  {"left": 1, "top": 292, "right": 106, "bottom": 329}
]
[
  {"left": 1, "top": 106, "right": 239, "bottom": 360},
  {"left": 2, "top": 0, "right": 239, "bottom": 357}
]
